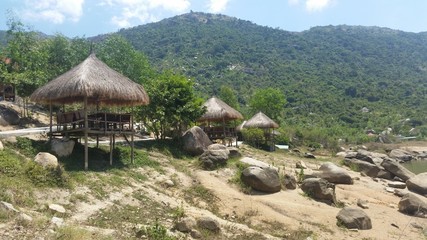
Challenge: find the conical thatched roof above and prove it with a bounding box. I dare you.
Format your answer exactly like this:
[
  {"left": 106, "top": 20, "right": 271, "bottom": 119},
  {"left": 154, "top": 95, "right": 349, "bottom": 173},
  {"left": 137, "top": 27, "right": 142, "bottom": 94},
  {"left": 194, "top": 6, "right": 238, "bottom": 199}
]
[
  {"left": 197, "top": 96, "right": 243, "bottom": 122},
  {"left": 30, "top": 54, "right": 149, "bottom": 106},
  {"left": 244, "top": 112, "right": 279, "bottom": 129}
]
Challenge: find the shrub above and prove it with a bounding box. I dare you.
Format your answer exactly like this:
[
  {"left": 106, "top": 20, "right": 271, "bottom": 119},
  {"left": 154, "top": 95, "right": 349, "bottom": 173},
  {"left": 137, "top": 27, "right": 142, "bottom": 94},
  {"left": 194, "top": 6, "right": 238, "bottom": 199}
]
[
  {"left": 241, "top": 128, "right": 265, "bottom": 148},
  {"left": 25, "top": 161, "right": 71, "bottom": 188}
]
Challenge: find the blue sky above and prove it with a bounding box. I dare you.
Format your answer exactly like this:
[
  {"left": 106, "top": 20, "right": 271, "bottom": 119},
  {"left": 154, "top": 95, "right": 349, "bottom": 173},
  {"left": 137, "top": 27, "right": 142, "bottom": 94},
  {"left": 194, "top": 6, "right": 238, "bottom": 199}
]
[{"left": 1, "top": 0, "right": 427, "bottom": 37}]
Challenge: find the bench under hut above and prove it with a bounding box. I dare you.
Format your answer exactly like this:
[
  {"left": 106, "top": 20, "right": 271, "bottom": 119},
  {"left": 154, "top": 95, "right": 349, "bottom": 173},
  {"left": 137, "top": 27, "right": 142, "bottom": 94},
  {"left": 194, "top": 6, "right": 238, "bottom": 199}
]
[
  {"left": 197, "top": 96, "right": 243, "bottom": 146},
  {"left": 30, "top": 53, "right": 149, "bottom": 170}
]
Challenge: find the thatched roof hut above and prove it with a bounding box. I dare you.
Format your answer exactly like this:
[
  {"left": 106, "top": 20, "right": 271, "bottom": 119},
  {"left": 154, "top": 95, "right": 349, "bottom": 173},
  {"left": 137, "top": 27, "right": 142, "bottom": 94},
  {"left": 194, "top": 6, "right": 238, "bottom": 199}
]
[
  {"left": 197, "top": 96, "right": 243, "bottom": 122},
  {"left": 30, "top": 54, "right": 149, "bottom": 106},
  {"left": 244, "top": 112, "right": 279, "bottom": 129}
]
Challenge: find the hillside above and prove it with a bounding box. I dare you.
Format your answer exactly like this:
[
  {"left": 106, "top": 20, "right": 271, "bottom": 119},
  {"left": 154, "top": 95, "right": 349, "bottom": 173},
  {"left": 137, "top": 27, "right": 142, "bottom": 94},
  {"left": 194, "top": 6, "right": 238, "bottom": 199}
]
[{"left": 110, "top": 12, "right": 427, "bottom": 130}]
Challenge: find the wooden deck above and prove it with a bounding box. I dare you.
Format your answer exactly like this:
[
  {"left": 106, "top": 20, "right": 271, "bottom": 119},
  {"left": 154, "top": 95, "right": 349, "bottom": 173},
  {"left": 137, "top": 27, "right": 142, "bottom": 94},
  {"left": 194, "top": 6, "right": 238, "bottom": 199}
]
[{"left": 52, "top": 111, "right": 133, "bottom": 137}]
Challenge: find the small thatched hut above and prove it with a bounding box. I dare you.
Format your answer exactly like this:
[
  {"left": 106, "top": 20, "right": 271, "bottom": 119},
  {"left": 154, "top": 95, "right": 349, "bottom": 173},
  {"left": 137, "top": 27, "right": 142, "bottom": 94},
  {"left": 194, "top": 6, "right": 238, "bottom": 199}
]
[
  {"left": 30, "top": 53, "right": 149, "bottom": 170},
  {"left": 197, "top": 96, "right": 243, "bottom": 144},
  {"left": 242, "top": 112, "right": 279, "bottom": 150}
]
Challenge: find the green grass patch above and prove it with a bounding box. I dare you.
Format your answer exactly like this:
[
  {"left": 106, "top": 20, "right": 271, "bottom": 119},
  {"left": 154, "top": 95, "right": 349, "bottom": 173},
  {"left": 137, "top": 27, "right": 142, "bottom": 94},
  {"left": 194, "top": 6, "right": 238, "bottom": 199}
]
[{"left": 183, "top": 184, "right": 219, "bottom": 214}]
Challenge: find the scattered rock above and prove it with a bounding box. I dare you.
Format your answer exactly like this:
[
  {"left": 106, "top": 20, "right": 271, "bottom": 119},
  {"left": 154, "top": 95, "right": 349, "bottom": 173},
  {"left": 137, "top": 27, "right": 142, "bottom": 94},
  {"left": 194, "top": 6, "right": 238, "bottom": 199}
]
[
  {"left": 190, "top": 229, "right": 202, "bottom": 239},
  {"left": 377, "top": 169, "right": 394, "bottom": 180},
  {"left": 398, "top": 193, "right": 427, "bottom": 218},
  {"left": 17, "top": 213, "right": 33, "bottom": 223},
  {"left": 296, "top": 160, "right": 308, "bottom": 169},
  {"left": 385, "top": 187, "right": 395, "bottom": 193},
  {"left": 241, "top": 167, "right": 281, "bottom": 193},
  {"left": 228, "top": 147, "right": 241, "bottom": 159},
  {"left": 315, "top": 162, "right": 353, "bottom": 184},
  {"left": 197, "top": 216, "right": 220, "bottom": 232},
  {"left": 406, "top": 172, "right": 427, "bottom": 196},
  {"left": 336, "top": 207, "right": 372, "bottom": 230},
  {"left": 51, "top": 217, "right": 64, "bottom": 228},
  {"left": 394, "top": 189, "right": 410, "bottom": 197},
  {"left": 410, "top": 222, "right": 423, "bottom": 229},
  {"left": 300, "top": 178, "right": 336, "bottom": 205},
  {"left": 283, "top": 173, "right": 297, "bottom": 190},
  {"left": 304, "top": 152, "right": 316, "bottom": 159},
  {"left": 49, "top": 203, "right": 66, "bottom": 214},
  {"left": 0, "top": 201, "right": 19, "bottom": 213},
  {"left": 388, "top": 181, "right": 406, "bottom": 189},
  {"left": 182, "top": 126, "right": 212, "bottom": 156},
  {"left": 381, "top": 159, "right": 415, "bottom": 181},
  {"left": 389, "top": 149, "right": 413, "bottom": 162},
  {"left": 163, "top": 179, "right": 175, "bottom": 188},
  {"left": 199, "top": 144, "right": 229, "bottom": 170},
  {"left": 175, "top": 217, "right": 196, "bottom": 233},
  {"left": 51, "top": 138, "right": 75, "bottom": 157},
  {"left": 343, "top": 158, "right": 380, "bottom": 177},
  {"left": 34, "top": 152, "right": 59, "bottom": 168},
  {"left": 357, "top": 199, "right": 369, "bottom": 209},
  {"left": 239, "top": 157, "right": 277, "bottom": 171}
]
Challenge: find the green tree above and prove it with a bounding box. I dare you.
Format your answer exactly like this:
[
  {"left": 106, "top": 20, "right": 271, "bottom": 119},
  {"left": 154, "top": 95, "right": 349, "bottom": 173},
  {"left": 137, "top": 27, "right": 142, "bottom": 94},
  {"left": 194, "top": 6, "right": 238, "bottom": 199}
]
[
  {"left": 219, "top": 85, "right": 240, "bottom": 111},
  {"left": 249, "top": 87, "right": 286, "bottom": 122},
  {"left": 139, "top": 71, "right": 205, "bottom": 139}
]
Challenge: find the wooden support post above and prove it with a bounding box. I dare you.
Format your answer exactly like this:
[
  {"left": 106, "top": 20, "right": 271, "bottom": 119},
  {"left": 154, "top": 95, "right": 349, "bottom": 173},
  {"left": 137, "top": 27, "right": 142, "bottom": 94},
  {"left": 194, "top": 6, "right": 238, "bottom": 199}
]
[
  {"left": 84, "top": 97, "right": 89, "bottom": 170},
  {"left": 49, "top": 102, "right": 52, "bottom": 142},
  {"left": 96, "top": 135, "right": 99, "bottom": 148},
  {"left": 131, "top": 107, "right": 134, "bottom": 164},
  {"left": 113, "top": 134, "right": 116, "bottom": 149},
  {"left": 109, "top": 134, "right": 113, "bottom": 166}
]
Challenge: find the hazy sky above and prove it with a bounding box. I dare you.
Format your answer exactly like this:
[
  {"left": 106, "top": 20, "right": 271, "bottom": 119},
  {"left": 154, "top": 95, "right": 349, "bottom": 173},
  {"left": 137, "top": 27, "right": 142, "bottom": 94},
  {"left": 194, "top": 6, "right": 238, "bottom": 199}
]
[{"left": 1, "top": 0, "right": 427, "bottom": 37}]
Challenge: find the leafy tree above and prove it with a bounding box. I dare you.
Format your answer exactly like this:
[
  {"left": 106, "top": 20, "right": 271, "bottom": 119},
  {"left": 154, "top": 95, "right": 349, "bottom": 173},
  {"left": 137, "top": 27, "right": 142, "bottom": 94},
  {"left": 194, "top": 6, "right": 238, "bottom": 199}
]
[
  {"left": 249, "top": 87, "right": 286, "bottom": 122},
  {"left": 218, "top": 85, "right": 240, "bottom": 111},
  {"left": 139, "top": 71, "right": 204, "bottom": 139}
]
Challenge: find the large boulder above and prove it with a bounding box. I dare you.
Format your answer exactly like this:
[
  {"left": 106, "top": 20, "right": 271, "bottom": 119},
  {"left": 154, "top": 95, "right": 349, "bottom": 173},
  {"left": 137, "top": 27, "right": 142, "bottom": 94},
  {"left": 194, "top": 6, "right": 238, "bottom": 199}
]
[
  {"left": 300, "top": 178, "right": 336, "bottom": 205},
  {"left": 406, "top": 173, "right": 427, "bottom": 196},
  {"left": 199, "top": 144, "right": 229, "bottom": 170},
  {"left": 34, "top": 152, "right": 58, "bottom": 168},
  {"left": 51, "top": 138, "right": 75, "bottom": 157},
  {"left": 355, "top": 149, "right": 387, "bottom": 165},
  {"left": 390, "top": 149, "right": 413, "bottom": 162},
  {"left": 343, "top": 158, "right": 380, "bottom": 177},
  {"left": 241, "top": 166, "right": 281, "bottom": 193},
  {"left": 381, "top": 159, "right": 415, "bottom": 181},
  {"left": 315, "top": 162, "right": 353, "bottom": 184},
  {"left": 0, "top": 105, "right": 20, "bottom": 126},
  {"left": 398, "top": 193, "right": 427, "bottom": 218},
  {"left": 239, "top": 157, "right": 277, "bottom": 171},
  {"left": 336, "top": 207, "right": 372, "bottom": 230},
  {"left": 182, "top": 126, "right": 212, "bottom": 156}
]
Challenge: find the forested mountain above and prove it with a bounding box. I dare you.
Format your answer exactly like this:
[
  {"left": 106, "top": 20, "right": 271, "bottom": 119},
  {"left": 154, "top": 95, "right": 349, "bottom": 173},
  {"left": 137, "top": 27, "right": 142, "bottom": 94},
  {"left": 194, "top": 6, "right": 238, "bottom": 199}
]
[{"left": 108, "top": 12, "right": 427, "bottom": 132}]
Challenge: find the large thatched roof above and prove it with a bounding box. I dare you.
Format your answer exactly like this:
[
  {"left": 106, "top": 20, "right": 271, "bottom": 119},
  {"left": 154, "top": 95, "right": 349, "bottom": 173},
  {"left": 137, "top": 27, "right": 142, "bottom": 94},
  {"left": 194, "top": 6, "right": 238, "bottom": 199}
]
[
  {"left": 30, "top": 54, "right": 149, "bottom": 106},
  {"left": 197, "top": 96, "right": 243, "bottom": 122},
  {"left": 244, "top": 112, "right": 279, "bottom": 129}
]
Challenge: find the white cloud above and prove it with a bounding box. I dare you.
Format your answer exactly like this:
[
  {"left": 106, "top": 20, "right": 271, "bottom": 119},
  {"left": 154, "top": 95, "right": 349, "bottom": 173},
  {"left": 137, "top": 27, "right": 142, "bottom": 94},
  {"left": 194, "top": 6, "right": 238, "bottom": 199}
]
[
  {"left": 207, "top": 0, "right": 230, "bottom": 13},
  {"left": 288, "top": 0, "right": 300, "bottom": 6},
  {"left": 305, "top": 0, "right": 332, "bottom": 12},
  {"left": 106, "top": 0, "right": 190, "bottom": 28},
  {"left": 23, "top": 0, "right": 84, "bottom": 24}
]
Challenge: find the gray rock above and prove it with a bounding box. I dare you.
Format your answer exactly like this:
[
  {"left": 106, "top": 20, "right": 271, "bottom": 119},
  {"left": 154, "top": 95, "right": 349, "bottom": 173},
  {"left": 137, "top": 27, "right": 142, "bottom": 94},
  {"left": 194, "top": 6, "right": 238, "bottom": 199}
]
[
  {"left": 300, "top": 178, "right": 336, "bottom": 205},
  {"left": 343, "top": 158, "right": 380, "bottom": 177},
  {"left": 357, "top": 199, "right": 369, "bottom": 209},
  {"left": 190, "top": 229, "right": 202, "bottom": 239},
  {"left": 0, "top": 141, "right": 3, "bottom": 151},
  {"left": 51, "top": 216, "right": 64, "bottom": 227},
  {"left": 18, "top": 213, "right": 33, "bottom": 223},
  {"left": 0, "top": 201, "right": 19, "bottom": 213},
  {"left": 381, "top": 159, "right": 415, "bottom": 181},
  {"left": 336, "top": 207, "right": 372, "bottom": 230},
  {"left": 0, "top": 105, "right": 20, "bottom": 126},
  {"left": 355, "top": 149, "right": 375, "bottom": 163},
  {"left": 394, "top": 189, "right": 410, "bottom": 197},
  {"left": 163, "top": 179, "right": 175, "bottom": 188},
  {"left": 304, "top": 152, "right": 316, "bottom": 159},
  {"left": 182, "top": 126, "right": 212, "bottom": 156},
  {"left": 199, "top": 144, "right": 229, "bottom": 170},
  {"left": 406, "top": 172, "right": 427, "bottom": 196},
  {"left": 398, "top": 193, "right": 427, "bottom": 218},
  {"left": 390, "top": 149, "right": 413, "bottom": 162},
  {"left": 175, "top": 217, "right": 196, "bottom": 233},
  {"left": 239, "top": 157, "right": 277, "bottom": 170},
  {"left": 228, "top": 147, "right": 241, "bottom": 159},
  {"left": 315, "top": 162, "right": 353, "bottom": 184},
  {"left": 388, "top": 181, "right": 406, "bottom": 189},
  {"left": 241, "top": 166, "right": 281, "bottom": 193},
  {"left": 49, "top": 203, "right": 66, "bottom": 214},
  {"left": 197, "top": 216, "right": 220, "bottom": 232},
  {"left": 51, "top": 138, "right": 75, "bottom": 157},
  {"left": 377, "top": 169, "right": 394, "bottom": 180},
  {"left": 34, "top": 152, "right": 58, "bottom": 169},
  {"left": 283, "top": 173, "right": 297, "bottom": 190},
  {"left": 296, "top": 160, "right": 308, "bottom": 169}
]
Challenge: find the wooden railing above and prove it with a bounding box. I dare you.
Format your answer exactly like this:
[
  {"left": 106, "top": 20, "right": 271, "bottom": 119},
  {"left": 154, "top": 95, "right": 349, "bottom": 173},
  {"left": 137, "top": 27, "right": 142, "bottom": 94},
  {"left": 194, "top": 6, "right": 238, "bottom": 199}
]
[{"left": 56, "top": 111, "right": 131, "bottom": 132}]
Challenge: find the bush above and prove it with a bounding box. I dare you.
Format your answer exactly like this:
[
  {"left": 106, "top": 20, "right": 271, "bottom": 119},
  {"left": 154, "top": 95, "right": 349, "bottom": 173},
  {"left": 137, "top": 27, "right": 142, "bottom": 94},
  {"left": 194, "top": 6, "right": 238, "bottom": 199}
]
[
  {"left": 0, "top": 150, "right": 25, "bottom": 177},
  {"left": 25, "top": 161, "right": 71, "bottom": 188},
  {"left": 241, "top": 128, "right": 265, "bottom": 148}
]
